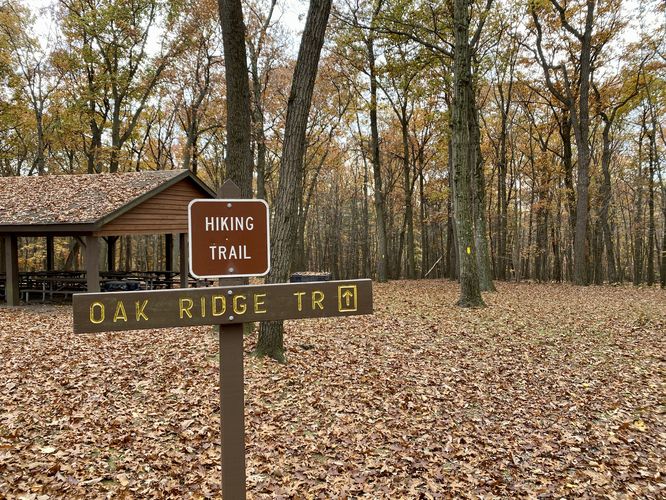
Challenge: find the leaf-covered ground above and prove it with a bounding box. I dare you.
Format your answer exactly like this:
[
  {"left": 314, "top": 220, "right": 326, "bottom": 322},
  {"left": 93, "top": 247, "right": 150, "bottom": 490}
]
[{"left": 1, "top": 281, "right": 664, "bottom": 498}]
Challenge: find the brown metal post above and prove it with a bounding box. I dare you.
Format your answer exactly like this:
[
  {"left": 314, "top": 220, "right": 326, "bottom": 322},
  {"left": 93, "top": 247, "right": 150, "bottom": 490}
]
[
  {"left": 219, "top": 319, "right": 245, "bottom": 499},
  {"left": 85, "top": 235, "right": 100, "bottom": 292},
  {"left": 4, "top": 234, "right": 19, "bottom": 306},
  {"left": 216, "top": 179, "right": 246, "bottom": 498},
  {"left": 179, "top": 233, "right": 188, "bottom": 289}
]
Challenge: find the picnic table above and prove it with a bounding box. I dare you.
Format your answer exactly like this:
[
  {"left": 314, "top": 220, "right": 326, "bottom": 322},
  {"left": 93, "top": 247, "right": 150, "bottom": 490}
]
[{"left": 0, "top": 270, "right": 194, "bottom": 303}]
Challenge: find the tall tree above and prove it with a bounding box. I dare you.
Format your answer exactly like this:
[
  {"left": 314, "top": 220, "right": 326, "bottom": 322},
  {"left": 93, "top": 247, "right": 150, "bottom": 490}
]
[
  {"left": 255, "top": 0, "right": 333, "bottom": 362},
  {"left": 337, "top": 0, "right": 390, "bottom": 282},
  {"left": 484, "top": 7, "right": 521, "bottom": 281},
  {"left": 591, "top": 61, "right": 642, "bottom": 283},
  {"left": 245, "top": 0, "right": 280, "bottom": 200},
  {"left": 450, "top": 0, "right": 490, "bottom": 306},
  {"left": 176, "top": 0, "right": 222, "bottom": 174},
  {"left": 0, "top": 2, "right": 61, "bottom": 175},
  {"left": 472, "top": 86, "right": 495, "bottom": 291},
  {"left": 58, "top": 0, "right": 180, "bottom": 173},
  {"left": 218, "top": 0, "right": 253, "bottom": 196},
  {"left": 381, "top": 40, "right": 424, "bottom": 279},
  {"left": 530, "top": 0, "right": 617, "bottom": 285}
]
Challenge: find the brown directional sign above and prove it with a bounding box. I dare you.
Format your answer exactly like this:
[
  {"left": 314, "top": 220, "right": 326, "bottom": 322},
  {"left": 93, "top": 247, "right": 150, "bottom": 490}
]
[
  {"left": 72, "top": 279, "right": 372, "bottom": 333},
  {"left": 188, "top": 199, "right": 270, "bottom": 278}
]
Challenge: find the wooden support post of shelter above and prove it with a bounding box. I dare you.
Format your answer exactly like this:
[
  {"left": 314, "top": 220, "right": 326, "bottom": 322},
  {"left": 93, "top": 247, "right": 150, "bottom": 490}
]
[
  {"left": 85, "top": 236, "right": 100, "bottom": 293},
  {"left": 4, "top": 234, "right": 19, "bottom": 306},
  {"left": 0, "top": 170, "right": 214, "bottom": 304}
]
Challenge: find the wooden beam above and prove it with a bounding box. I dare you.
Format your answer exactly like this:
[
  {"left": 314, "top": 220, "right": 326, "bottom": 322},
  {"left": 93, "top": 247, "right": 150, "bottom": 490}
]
[
  {"left": 179, "top": 233, "right": 188, "bottom": 289},
  {"left": 46, "top": 235, "right": 54, "bottom": 271},
  {"left": 4, "top": 234, "right": 19, "bottom": 306},
  {"left": 85, "top": 236, "right": 100, "bottom": 292}
]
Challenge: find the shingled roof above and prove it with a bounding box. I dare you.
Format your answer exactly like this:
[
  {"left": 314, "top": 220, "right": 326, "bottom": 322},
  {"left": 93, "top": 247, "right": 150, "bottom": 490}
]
[{"left": 0, "top": 169, "right": 214, "bottom": 230}]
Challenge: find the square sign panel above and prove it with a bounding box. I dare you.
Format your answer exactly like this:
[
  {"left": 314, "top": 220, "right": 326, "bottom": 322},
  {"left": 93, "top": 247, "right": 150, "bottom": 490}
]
[{"left": 188, "top": 199, "right": 270, "bottom": 278}]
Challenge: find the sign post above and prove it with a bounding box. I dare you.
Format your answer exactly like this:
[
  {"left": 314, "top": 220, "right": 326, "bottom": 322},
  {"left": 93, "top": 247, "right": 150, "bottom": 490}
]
[
  {"left": 72, "top": 181, "right": 373, "bottom": 497},
  {"left": 219, "top": 320, "right": 244, "bottom": 498},
  {"left": 215, "top": 180, "right": 247, "bottom": 500}
]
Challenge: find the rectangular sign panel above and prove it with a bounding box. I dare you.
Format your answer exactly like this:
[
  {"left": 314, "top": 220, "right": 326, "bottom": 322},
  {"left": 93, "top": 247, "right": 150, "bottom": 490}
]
[
  {"left": 73, "top": 279, "right": 372, "bottom": 333},
  {"left": 188, "top": 199, "right": 270, "bottom": 279}
]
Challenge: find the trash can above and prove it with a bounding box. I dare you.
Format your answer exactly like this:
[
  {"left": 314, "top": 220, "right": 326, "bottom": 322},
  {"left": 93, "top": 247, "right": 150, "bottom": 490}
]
[
  {"left": 102, "top": 280, "right": 145, "bottom": 292},
  {"left": 289, "top": 272, "right": 332, "bottom": 283}
]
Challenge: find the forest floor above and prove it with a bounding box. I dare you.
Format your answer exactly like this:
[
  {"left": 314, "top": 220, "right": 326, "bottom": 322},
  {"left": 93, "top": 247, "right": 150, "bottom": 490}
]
[{"left": 0, "top": 281, "right": 664, "bottom": 498}]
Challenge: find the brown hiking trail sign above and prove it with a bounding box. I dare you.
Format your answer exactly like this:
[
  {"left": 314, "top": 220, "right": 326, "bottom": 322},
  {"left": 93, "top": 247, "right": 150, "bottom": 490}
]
[
  {"left": 73, "top": 279, "right": 372, "bottom": 333},
  {"left": 72, "top": 179, "right": 373, "bottom": 499},
  {"left": 188, "top": 199, "right": 270, "bottom": 278}
]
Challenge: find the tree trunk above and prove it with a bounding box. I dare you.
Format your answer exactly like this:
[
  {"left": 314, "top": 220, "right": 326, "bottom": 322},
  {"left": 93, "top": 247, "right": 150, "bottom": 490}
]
[
  {"left": 33, "top": 108, "right": 46, "bottom": 175},
  {"left": 256, "top": 0, "right": 332, "bottom": 362},
  {"left": 655, "top": 101, "right": 666, "bottom": 289},
  {"left": 599, "top": 118, "right": 618, "bottom": 282},
  {"left": 634, "top": 119, "right": 645, "bottom": 285},
  {"left": 551, "top": 210, "right": 562, "bottom": 282},
  {"left": 362, "top": 153, "right": 371, "bottom": 277},
  {"left": 248, "top": 0, "right": 277, "bottom": 200},
  {"left": 452, "top": 0, "right": 484, "bottom": 307},
  {"left": 592, "top": 219, "right": 603, "bottom": 285},
  {"left": 294, "top": 157, "right": 325, "bottom": 272},
  {"left": 250, "top": 47, "right": 267, "bottom": 200},
  {"left": 535, "top": 189, "right": 549, "bottom": 282},
  {"left": 87, "top": 121, "right": 103, "bottom": 174},
  {"left": 182, "top": 114, "right": 198, "bottom": 172},
  {"left": 472, "top": 103, "right": 495, "bottom": 291},
  {"left": 367, "top": 22, "right": 388, "bottom": 283},
  {"left": 661, "top": 194, "right": 666, "bottom": 289},
  {"left": 497, "top": 112, "right": 508, "bottom": 281},
  {"left": 419, "top": 165, "right": 428, "bottom": 277},
  {"left": 495, "top": 68, "right": 513, "bottom": 281},
  {"left": 218, "top": 0, "right": 254, "bottom": 197},
  {"left": 525, "top": 147, "right": 536, "bottom": 279},
  {"left": 400, "top": 114, "right": 416, "bottom": 279},
  {"left": 646, "top": 120, "right": 656, "bottom": 286},
  {"left": 569, "top": 2, "right": 595, "bottom": 285},
  {"left": 64, "top": 239, "right": 81, "bottom": 271},
  {"left": 446, "top": 138, "right": 457, "bottom": 280},
  {"left": 560, "top": 111, "right": 575, "bottom": 280}
]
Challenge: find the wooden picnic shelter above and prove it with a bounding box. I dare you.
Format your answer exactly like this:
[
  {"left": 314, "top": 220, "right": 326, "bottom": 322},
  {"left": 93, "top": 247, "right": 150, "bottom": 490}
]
[{"left": 0, "top": 169, "right": 215, "bottom": 306}]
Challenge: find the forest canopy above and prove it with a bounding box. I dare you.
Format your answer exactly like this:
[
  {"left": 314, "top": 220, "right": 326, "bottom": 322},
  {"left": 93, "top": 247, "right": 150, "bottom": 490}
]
[{"left": 0, "top": 0, "right": 664, "bottom": 289}]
